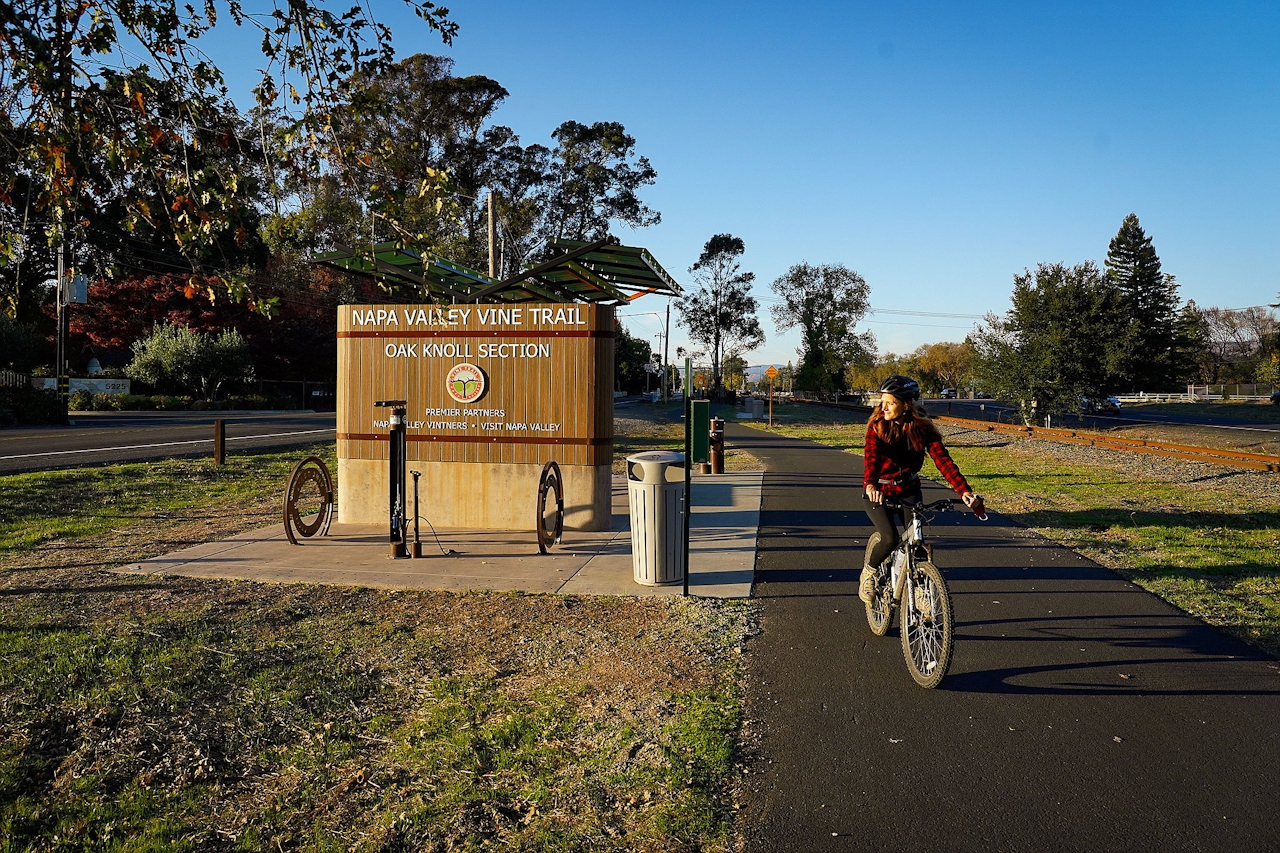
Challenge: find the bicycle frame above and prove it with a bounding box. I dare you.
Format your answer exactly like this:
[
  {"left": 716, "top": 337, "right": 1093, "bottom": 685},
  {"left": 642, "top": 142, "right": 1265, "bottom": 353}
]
[
  {"left": 886, "top": 510, "right": 923, "bottom": 604},
  {"left": 865, "top": 498, "right": 959, "bottom": 688}
]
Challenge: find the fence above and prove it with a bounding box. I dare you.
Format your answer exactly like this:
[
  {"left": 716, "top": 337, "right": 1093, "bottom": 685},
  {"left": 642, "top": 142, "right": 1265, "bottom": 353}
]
[
  {"left": 0, "top": 369, "right": 31, "bottom": 388},
  {"left": 255, "top": 379, "right": 337, "bottom": 411},
  {"left": 1187, "top": 384, "right": 1277, "bottom": 402}
]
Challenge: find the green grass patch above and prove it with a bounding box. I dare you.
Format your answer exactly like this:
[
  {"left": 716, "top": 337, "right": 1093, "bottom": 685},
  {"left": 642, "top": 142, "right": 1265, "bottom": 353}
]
[{"left": 0, "top": 444, "right": 337, "bottom": 555}]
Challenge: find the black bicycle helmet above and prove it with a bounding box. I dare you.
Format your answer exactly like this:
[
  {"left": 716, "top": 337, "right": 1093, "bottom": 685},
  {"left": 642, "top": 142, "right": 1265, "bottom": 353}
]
[{"left": 879, "top": 374, "right": 921, "bottom": 401}]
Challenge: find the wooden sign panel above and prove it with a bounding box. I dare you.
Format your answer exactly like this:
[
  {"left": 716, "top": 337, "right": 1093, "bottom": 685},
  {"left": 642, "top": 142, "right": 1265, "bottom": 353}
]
[{"left": 337, "top": 303, "right": 614, "bottom": 467}]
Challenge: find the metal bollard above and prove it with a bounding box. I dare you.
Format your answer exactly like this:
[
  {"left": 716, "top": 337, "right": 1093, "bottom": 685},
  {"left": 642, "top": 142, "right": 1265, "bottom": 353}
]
[{"left": 709, "top": 417, "right": 725, "bottom": 474}]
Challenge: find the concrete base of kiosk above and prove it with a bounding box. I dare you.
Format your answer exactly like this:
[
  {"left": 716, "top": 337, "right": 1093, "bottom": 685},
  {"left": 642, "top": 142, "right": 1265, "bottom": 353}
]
[{"left": 337, "top": 458, "right": 613, "bottom": 532}]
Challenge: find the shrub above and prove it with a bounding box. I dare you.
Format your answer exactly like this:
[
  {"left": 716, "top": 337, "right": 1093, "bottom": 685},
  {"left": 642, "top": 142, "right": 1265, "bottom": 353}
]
[
  {"left": 69, "top": 389, "right": 94, "bottom": 411},
  {"left": 0, "top": 386, "right": 61, "bottom": 425},
  {"left": 126, "top": 323, "right": 255, "bottom": 400}
]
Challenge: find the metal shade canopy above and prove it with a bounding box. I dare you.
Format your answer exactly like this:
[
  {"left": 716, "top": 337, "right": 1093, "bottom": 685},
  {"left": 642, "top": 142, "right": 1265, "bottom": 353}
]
[{"left": 315, "top": 236, "right": 681, "bottom": 304}]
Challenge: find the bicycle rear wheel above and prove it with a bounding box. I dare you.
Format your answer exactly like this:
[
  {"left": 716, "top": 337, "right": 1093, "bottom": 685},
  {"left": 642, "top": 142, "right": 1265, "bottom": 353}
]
[
  {"left": 863, "top": 533, "right": 893, "bottom": 636},
  {"left": 901, "top": 561, "right": 954, "bottom": 688}
]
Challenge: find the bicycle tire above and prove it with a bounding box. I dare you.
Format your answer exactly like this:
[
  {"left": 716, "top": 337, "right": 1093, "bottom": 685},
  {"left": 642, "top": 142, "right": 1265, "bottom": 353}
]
[
  {"left": 863, "top": 533, "right": 894, "bottom": 636},
  {"left": 901, "top": 561, "right": 954, "bottom": 688}
]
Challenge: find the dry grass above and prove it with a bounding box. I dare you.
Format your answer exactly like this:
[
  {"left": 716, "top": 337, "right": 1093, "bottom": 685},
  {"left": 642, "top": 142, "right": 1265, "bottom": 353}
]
[{"left": 0, "top": 434, "right": 756, "bottom": 851}]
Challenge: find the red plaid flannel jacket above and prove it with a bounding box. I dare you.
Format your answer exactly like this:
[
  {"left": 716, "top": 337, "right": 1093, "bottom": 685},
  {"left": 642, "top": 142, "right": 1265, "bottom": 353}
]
[{"left": 862, "top": 424, "right": 970, "bottom": 498}]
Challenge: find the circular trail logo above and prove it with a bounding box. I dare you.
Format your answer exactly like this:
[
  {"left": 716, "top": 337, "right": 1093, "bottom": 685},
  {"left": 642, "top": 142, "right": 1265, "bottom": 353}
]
[{"left": 446, "top": 363, "right": 487, "bottom": 404}]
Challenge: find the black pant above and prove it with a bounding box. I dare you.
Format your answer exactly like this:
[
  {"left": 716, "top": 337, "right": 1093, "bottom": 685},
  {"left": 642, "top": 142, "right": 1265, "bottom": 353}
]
[{"left": 863, "top": 487, "right": 922, "bottom": 567}]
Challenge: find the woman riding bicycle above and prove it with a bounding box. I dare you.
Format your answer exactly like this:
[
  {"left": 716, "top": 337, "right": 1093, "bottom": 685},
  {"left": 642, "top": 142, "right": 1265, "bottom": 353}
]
[{"left": 860, "top": 375, "right": 985, "bottom": 603}]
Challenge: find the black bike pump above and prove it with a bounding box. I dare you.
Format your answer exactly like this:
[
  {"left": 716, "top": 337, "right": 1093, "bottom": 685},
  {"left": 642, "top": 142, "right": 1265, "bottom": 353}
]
[
  {"left": 375, "top": 400, "right": 409, "bottom": 558},
  {"left": 410, "top": 470, "right": 423, "bottom": 558}
]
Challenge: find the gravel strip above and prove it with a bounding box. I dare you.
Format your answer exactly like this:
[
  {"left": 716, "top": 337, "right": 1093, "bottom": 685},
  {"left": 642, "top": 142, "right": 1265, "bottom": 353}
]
[{"left": 939, "top": 422, "right": 1279, "bottom": 498}]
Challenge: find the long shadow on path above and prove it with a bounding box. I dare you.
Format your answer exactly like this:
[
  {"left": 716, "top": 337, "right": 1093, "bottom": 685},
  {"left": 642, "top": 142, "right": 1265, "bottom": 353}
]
[{"left": 729, "top": 422, "right": 1280, "bottom": 853}]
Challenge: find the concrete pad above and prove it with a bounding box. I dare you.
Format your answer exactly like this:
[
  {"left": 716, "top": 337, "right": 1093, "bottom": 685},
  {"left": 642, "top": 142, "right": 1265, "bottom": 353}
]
[{"left": 118, "top": 473, "right": 762, "bottom": 599}]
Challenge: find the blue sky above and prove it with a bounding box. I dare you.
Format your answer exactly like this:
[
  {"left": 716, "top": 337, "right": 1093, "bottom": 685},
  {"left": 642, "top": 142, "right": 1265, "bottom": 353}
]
[{"left": 217, "top": 1, "right": 1280, "bottom": 367}]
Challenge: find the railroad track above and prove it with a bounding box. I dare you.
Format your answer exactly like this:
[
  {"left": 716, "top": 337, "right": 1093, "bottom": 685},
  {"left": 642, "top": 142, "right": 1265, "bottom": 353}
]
[
  {"left": 933, "top": 415, "right": 1280, "bottom": 473},
  {"left": 787, "top": 400, "right": 1280, "bottom": 473}
]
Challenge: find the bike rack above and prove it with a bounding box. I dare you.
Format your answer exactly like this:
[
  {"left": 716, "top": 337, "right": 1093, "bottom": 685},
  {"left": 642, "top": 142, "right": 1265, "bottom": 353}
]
[
  {"left": 283, "top": 456, "right": 335, "bottom": 545},
  {"left": 536, "top": 460, "right": 565, "bottom": 554}
]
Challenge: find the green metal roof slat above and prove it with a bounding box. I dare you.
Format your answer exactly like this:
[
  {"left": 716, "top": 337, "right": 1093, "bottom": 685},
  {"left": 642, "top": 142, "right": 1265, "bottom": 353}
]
[
  {"left": 327, "top": 242, "right": 475, "bottom": 301},
  {"left": 564, "top": 261, "right": 630, "bottom": 301}
]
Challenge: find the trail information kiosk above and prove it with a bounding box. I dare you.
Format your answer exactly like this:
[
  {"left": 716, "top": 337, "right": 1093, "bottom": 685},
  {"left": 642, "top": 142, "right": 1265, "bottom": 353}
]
[{"left": 322, "top": 238, "right": 682, "bottom": 532}]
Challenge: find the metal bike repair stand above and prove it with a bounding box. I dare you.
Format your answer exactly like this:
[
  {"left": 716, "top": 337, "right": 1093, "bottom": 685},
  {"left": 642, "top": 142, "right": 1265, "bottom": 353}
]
[{"left": 375, "top": 400, "right": 409, "bottom": 559}]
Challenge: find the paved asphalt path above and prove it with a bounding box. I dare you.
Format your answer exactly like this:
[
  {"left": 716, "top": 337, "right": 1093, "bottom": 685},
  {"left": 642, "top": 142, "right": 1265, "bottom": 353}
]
[
  {"left": 0, "top": 411, "right": 336, "bottom": 474},
  {"left": 730, "top": 423, "right": 1280, "bottom": 852}
]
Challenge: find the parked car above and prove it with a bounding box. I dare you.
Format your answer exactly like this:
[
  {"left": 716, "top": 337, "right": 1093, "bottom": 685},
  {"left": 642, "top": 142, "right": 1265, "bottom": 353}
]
[
  {"left": 940, "top": 388, "right": 958, "bottom": 399},
  {"left": 1271, "top": 390, "right": 1280, "bottom": 405},
  {"left": 974, "top": 390, "right": 992, "bottom": 399},
  {"left": 1081, "top": 396, "right": 1122, "bottom": 415}
]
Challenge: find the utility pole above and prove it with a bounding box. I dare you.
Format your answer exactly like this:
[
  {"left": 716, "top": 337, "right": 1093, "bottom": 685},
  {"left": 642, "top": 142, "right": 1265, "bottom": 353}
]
[
  {"left": 662, "top": 301, "right": 671, "bottom": 402},
  {"left": 56, "top": 244, "right": 67, "bottom": 423},
  {"left": 487, "top": 191, "right": 497, "bottom": 279}
]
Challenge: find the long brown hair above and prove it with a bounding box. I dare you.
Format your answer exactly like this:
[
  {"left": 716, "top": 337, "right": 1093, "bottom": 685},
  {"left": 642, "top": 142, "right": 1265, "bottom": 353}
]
[{"left": 869, "top": 396, "right": 941, "bottom": 452}]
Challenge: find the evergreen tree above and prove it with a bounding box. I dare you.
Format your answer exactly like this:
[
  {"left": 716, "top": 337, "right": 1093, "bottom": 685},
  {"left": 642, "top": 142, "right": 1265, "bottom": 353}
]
[
  {"left": 972, "top": 262, "right": 1117, "bottom": 422},
  {"left": 1105, "top": 213, "right": 1182, "bottom": 390},
  {"left": 1170, "top": 300, "right": 1211, "bottom": 384}
]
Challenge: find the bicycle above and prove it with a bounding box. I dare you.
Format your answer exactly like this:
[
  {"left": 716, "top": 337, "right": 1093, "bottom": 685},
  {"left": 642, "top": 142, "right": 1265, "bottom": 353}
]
[{"left": 863, "top": 498, "right": 975, "bottom": 688}]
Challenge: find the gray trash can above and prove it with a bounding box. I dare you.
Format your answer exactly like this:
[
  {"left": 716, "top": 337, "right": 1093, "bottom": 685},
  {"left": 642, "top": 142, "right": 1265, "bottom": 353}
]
[
  {"left": 626, "top": 451, "right": 687, "bottom": 585},
  {"left": 751, "top": 398, "right": 765, "bottom": 419}
]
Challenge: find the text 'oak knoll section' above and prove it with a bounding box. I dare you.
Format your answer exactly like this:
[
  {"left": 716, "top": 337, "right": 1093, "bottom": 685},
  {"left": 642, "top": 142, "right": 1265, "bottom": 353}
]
[{"left": 337, "top": 303, "right": 615, "bottom": 531}]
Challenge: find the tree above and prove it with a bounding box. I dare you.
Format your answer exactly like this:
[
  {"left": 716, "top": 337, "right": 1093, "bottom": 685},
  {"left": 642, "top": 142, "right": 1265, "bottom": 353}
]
[
  {"left": 972, "top": 261, "right": 1117, "bottom": 421},
  {"left": 1171, "top": 300, "right": 1212, "bottom": 383},
  {"left": 0, "top": 312, "right": 42, "bottom": 371},
  {"left": 126, "top": 323, "right": 254, "bottom": 399},
  {"left": 1192, "top": 304, "right": 1279, "bottom": 383},
  {"left": 271, "top": 61, "right": 662, "bottom": 284},
  {"left": 536, "top": 121, "right": 660, "bottom": 247},
  {"left": 613, "top": 321, "right": 653, "bottom": 395},
  {"left": 912, "top": 341, "right": 975, "bottom": 393},
  {"left": 722, "top": 353, "right": 748, "bottom": 391},
  {"left": 676, "top": 234, "right": 765, "bottom": 395},
  {"left": 770, "top": 262, "right": 874, "bottom": 395},
  {"left": 287, "top": 54, "right": 515, "bottom": 269},
  {"left": 1257, "top": 353, "right": 1280, "bottom": 388},
  {"left": 1104, "top": 213, "right": 1182, "bottom": 390},
  {"left": 1, "top": 0, "right": 455, "bottom": 312}
]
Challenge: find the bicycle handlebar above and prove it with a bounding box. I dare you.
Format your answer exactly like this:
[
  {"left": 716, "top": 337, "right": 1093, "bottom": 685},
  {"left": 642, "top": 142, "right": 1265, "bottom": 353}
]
[{"left": 877, "top": 496, "right": 989, "bottom": 521}]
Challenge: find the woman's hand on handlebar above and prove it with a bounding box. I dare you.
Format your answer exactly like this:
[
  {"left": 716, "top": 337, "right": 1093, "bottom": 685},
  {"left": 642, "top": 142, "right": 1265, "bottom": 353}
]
[
  {"left": 962, "top": 491, "right": 988, "bottom": 520},
  {"left": 865, "top": 484, "right": 883, "bottom": 505}
]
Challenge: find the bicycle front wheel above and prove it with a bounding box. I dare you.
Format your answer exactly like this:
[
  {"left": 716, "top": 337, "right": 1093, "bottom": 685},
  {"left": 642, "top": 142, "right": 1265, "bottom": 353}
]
[
  {"left": 863, "top": 533, "right": 894, "bottom": 636},
  {"left": 901, "top": 561, "right": 954, "bottom": 688}
]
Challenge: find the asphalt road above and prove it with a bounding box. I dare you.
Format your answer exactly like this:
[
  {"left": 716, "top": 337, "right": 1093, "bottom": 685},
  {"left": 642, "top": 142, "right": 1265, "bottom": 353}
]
[
  {"left": 731, "top": 423, "right": 1280, "bottom": 852},
  {"left": 0, "top": 411, "right": 336, "bottom": 475}
]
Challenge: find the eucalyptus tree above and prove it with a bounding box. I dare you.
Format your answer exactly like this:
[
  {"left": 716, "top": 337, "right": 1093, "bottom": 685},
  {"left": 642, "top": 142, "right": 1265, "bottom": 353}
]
[
  {"left": 677, "top": 234, "right": 765, "bottom": 394},
  {"left": 535, "top": 121, "right": 660, "bottom": 247}
]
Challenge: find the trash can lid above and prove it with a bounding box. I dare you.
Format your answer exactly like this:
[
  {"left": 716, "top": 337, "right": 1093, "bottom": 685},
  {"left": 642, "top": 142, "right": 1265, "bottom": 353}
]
[
  {"left": 626, "top": 450, "right": 685, "bottom": 464},
  {"left": 626, "top": 450, "right": 686, "bottom": 483}
]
